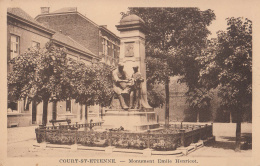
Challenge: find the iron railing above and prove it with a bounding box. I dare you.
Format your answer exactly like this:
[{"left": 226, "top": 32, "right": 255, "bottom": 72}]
[{"left": 35, "top": 123, "right": 213, "bottom": 151}]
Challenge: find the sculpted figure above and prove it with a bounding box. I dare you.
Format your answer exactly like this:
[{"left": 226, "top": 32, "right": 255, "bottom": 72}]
[
  {"left": 129, "top": 66, "right": 144, "bottom": 109},
  {"left": 112, "top": 63, "right": 133, "bottom": 110}
]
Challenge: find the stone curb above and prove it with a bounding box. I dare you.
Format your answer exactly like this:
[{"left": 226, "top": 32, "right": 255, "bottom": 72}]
[{"left": 32, "top": 136, "right": 215, "bottom": 156}]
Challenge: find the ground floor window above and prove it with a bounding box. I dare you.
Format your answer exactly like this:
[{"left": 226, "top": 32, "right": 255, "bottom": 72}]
[
  {"left": 66, "top": 100, "right": 71, "bottom": 112},
  {"left": 8, "top": 101, "right": 18, "bottom": 112},
  {"left": 24, "top": 99, "right": 30, "bottom": 111}
]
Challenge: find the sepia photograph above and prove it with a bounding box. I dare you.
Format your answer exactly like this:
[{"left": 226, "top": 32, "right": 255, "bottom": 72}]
[{"left": 0, "top": 0, "right": 259, "bottom": 166}]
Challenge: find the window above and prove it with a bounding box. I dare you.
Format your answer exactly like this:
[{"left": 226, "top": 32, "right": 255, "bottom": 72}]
[
  {"left": 66, "top": 100, "right": 71, "bottom": 112},
  {"left": 112, "top": 44, "right": 115, "bottom": 58},
  {"left": 102, "top": 39, "right": 105, "bottom": 55},
  {"left": 8, "top": 101, "right": 18, "bottom": 112},
  {"left": 10, "top": 35, "right": 20, "bottom": 59},
  {"left": 24, "top": 98, "right": 30, "bottom": 111},
  {"left": 32, "top": 41, "right": 40, "bottom": 49},
  {"left": 106, "top": 41, "right": 109, "bottom": 55},
  {"left": 102, "top": 39, "right": 108, "bottom": 55}
]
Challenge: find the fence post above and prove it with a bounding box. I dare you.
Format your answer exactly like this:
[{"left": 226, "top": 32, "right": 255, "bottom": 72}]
[
  {"left": 39, "top": 127, "right": 47, "bottom": 148},
  {"left": 59, "top": 128, "right": 61, "bottom": 143},
  {"left": 44, "top": 128, "right": 47, "bottom": 143},
  {"left": 75, "top": 122, "right": 78, "bottom": 130},
  {"left": 90, "top": 119, "right": 93, "bottom": 130},
  {"left": 211, "top": 123, "right": 213, "bottom": 137},
  {"left": 108, "top": 131, "right": 112, "bottom": 146},
  {"left": 199, "top": 125, "right": 202, "bottom": 140},
  {"left": 105, "top": 131, "right": 113, "bottom": 153},
  {"left": 71, "top": 130, "right": 78, "bottom": 150},
  {"left": 147, "top": 130, "right": 151, "bottom": 149},
  {"left": 75, "top": 130, "right": 78, "bottom": 144},
  {"left": 180, "top": 129, "right": 186, "bottom": 147},
  {"left": 191, "top": 127, "right": 194, "bottom": 143},
  {"left": 143, "top": 130, "right": 152, "bottom": 156},
  {"left": 205, "top": 124, "right": 208, "bottom": 139}
]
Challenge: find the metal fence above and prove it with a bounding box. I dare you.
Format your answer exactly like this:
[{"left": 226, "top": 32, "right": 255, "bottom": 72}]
[{"left": 35, "top": 122, "right": 213, "bottom": 151}]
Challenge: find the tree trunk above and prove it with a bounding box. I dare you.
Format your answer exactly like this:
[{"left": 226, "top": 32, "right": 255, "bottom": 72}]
[
  {"left": 32, "top": 100, "right": 37, "bottom": 124},
  {"left": 52, "top": 100, "right": 57, "bottom": 121},
  {"left": 101, "top": 106, "right": 104, "bottom": 120},
  {"left": 165, "top": 77, "right": 170, "bottom": 127},
  {"left": 80, "top": 104, "right": 83, "bottom": 120},
  {"left": 235, "top": 108, "right": 242, "bottom": 151},
  {"left": 230, "top": 111, "right": 232, "bottom": 123},
  {"left": 42, "top": 98, "right": 49, "bottom": 126},
  {"left": 197, "top": 110, "right": 200, "bottom": 122},
  {"left": 85, "top": 104, "right": 88, "bottom": 123}
]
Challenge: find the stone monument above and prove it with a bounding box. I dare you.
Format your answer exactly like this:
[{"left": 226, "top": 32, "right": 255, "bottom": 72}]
[{"left": 102, "top": 15, "right": 159, "bottom": 131}]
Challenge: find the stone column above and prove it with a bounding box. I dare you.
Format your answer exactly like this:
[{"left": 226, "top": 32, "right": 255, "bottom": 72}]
[{"left": 116, "top": 14, "right": 151, "bottom": 108}]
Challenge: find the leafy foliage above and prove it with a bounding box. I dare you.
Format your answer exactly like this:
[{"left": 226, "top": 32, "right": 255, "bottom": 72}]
[
  {"left": 197, "top": 17, "right": 252, "bottom": 150},
  {"left": 8, "top": 42, "right": 71, "bottom": 104},
  {"left": 197, "top": 17, "right": 252, "bottom": 116},
  {"left": 121, "top": 8, "right": 216, "bottom": 111},
  {"left": 8, "top": 41, "right": 113, "bottom": 109},
  {"left": 68, "top": 61, "right": 113, "bottom": 107},
  {"left": 147, "top": 83, "right": 165, "bottom": 108}
]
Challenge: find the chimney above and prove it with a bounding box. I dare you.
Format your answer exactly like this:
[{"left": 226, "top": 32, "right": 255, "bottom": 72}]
[{"left": 41, "top": 7, "right": 50, "bottom": 14}]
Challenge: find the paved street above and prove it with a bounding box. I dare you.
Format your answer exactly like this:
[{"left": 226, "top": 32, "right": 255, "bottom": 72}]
[
  {"left": 7, "top": 125, "right": 37, "bottom": 144},
  {"left": 7, "top": 123, "right": 252, "bottom": 158}
]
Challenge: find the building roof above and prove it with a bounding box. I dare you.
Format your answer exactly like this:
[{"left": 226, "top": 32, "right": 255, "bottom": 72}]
[
  {"left": 7, "top": 8, "right": 55, "bottom": 34},
  {"left": 35, "top": 7, "right": 99, "bottom": 27},
  {"left": 51, "top": 7, "right": 77, "bottom": 14},
  {"left": 35, "top": 7, "right": 120, "bottom": 39},
  {"left": 52, "top": 32, "right": 97, "bottom": 59},
  {"left": 7, "top": 8, "right": 98, "bottom": 59},
  {"left": 99, "top": 26, "right": 120, "bottom": 41}
]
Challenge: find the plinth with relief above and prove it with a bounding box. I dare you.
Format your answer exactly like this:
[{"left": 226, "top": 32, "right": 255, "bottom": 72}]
[{"left": 102, "top": 14, "right": 160, "bottom": 132}]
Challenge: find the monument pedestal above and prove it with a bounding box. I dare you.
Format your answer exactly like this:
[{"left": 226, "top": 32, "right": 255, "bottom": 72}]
[
  {"left": 102, "top": 15, "right": 160, "bottom": 132},
  {"left": 102, "top": 108, "right": 159, "bottom": 132}
]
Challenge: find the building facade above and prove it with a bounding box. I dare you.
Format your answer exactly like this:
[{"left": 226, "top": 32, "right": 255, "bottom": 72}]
[
  {"left": 35, "top": 7, "right": 121, "bottom": 124},
  {"left": 7, "top": 8, "right": 102, "bottom": 127},
  {"left": 99, "top": 25, "right": 120, "bottom": 67},
  {"left": 7, "top": 8, "right": 54, "bottom": 127},
  {"left": 35, "top": 7, "right": 120, "bottom": 67}
]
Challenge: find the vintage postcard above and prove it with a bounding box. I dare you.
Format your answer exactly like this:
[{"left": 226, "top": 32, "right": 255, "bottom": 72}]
[{"left": 0, "top": 0, "right": 259, "bottom": 166}]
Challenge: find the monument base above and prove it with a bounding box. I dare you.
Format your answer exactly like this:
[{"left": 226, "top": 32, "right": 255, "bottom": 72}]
[{"left": 102, "top": 108, "right": 159, "bottom": 132}]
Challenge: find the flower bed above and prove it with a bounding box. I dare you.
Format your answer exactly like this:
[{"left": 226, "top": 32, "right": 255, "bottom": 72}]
[{"left": 35, "top": 123, "right": 213, "bottom": 151}]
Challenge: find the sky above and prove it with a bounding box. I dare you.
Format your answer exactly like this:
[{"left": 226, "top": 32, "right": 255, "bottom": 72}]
[{"left": 3, "top": 0, "right": 256, "bottom": 39}]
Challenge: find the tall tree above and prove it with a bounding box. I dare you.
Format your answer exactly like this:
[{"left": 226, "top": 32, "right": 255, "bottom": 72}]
[
  {"left": 8, "top": 42, "right": 72, "bottom": 125},
  {"left": 197, "top": 17, "right": 252, "bottom": 151},
  {"left": 8, "top": 42, "right": 114, "bottom": 125},
  {"left": 67, "top": 59, "right": 113, "bottom": 122},
  {"left": 121, "top": 8, "right": 215, "bottom": 125}
]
